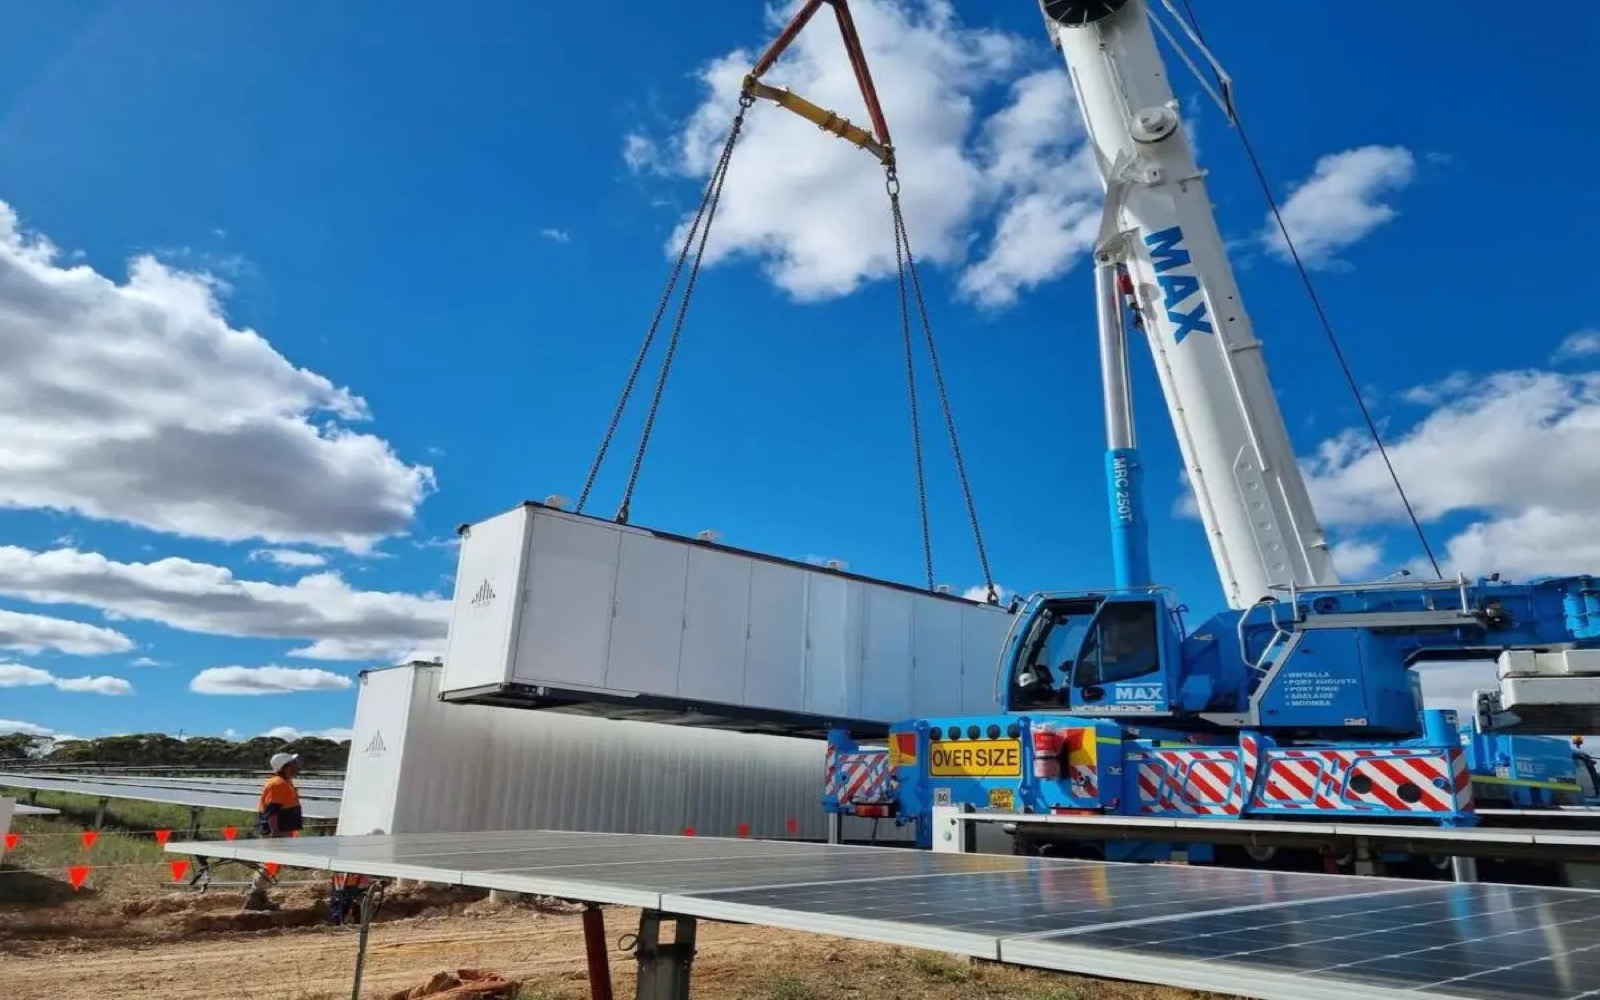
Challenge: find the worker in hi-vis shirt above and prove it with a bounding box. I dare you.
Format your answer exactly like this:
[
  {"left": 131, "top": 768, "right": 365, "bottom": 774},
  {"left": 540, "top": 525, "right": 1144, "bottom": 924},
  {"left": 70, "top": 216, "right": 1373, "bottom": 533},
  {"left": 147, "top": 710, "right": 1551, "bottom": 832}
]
[{"left": 244, "top": 751, "right": 304, "bottom": 911}]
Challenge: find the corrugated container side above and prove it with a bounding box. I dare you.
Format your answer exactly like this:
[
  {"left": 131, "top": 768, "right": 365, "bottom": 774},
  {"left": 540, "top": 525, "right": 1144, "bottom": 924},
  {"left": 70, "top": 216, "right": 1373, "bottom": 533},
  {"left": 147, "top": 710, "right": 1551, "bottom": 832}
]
[{"left": 355, "top": 663, "right": 909, "bottom": 842}]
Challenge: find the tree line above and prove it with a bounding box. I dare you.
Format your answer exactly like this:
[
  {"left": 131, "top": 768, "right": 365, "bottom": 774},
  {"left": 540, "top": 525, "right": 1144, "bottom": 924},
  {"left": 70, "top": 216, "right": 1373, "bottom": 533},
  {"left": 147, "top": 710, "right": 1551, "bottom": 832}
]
[{"left": 0, "top": 732, "right": 351, "bottom": 773}]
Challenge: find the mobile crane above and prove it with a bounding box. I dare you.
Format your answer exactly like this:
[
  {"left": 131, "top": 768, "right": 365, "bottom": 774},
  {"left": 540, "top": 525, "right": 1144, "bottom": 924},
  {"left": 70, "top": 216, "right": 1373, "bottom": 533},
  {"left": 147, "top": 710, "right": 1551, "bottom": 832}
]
[{"left": 822, "top": 0, "right": 1600, "bottom": 862}]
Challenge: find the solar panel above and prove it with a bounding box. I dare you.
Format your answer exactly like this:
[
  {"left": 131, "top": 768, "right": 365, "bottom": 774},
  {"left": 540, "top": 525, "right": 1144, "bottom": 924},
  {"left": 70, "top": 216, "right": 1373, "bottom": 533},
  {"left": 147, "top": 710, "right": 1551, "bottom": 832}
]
[
  {"left": 0, "top": 773, "right": 341, "bottom": 819},
  {"left": 171, "top": 830, "right": 1600, "bottom": 997}
]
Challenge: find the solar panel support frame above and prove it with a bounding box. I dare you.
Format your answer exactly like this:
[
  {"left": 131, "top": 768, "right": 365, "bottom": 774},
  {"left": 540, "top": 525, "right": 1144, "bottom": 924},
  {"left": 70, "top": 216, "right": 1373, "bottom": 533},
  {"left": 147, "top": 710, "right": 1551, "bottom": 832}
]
[{"left": 634, "top": 910, "right": 699, "bottom": 1000}]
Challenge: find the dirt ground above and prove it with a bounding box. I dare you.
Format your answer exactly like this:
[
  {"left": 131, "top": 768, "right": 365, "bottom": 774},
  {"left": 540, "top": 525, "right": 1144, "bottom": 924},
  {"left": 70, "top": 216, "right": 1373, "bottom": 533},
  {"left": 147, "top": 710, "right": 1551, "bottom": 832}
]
[{"left": 0, "top": 880, "right": 1215, "bottom": 1000}]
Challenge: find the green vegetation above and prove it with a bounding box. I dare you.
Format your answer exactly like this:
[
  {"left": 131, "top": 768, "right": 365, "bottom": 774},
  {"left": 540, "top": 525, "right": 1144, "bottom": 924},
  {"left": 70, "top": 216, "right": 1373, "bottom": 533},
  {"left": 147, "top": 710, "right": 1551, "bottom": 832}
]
[{"left": 0, "top": 731, "right": 349, "bottom": 771}]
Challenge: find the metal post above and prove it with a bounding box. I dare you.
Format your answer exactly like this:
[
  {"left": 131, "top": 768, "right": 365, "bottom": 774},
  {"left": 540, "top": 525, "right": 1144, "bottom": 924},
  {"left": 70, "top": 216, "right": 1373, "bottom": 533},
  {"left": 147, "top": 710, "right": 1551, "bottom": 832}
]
[
  {"left": 1352, "top": 838, "right": 1381, "bottom": 876},
  {"left": 633, "top": 910, "right": 697, "bottom": 1000},
  {"left": 349, "top": 880, "right": 388, "bottom": 1000},
  {"left": 583, "top": 905, "right": 614, "bottom": 1000},
  {"left": 1450, "top": 855, "right": 1479, "bottom": 883},
  {"left": 188, "top": 805, "right": 202, "bottom": 841},
  {"left": 825, "top": 812, "right": 842, "bottom": 846},
  {"left": 94, "top": 797, "right": 108, "bottom": 830}
]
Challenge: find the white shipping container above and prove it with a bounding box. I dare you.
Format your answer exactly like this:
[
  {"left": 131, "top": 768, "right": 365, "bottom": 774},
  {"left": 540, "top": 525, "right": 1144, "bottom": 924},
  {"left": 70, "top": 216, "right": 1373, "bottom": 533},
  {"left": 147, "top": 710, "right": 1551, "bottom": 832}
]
[
  {"left": 439, "top": 501, "right": 1017, "bottom": 735},
  {"left": 341, "top": 662, "right": 910, "bottom": 843}
]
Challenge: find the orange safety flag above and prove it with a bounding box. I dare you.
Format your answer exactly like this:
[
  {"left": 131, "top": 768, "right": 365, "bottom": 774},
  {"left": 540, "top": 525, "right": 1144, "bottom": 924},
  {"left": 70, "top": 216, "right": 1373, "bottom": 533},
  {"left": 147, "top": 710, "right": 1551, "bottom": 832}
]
[
  {"left": 264, "top": 862, "right": 280, "bottom": 877},
  {"left": 222, "top": 826, "right": 237, "bottom": 841},
  {"left": 682, "top": 827, "right": 696, "bottom": 837},
  {"left": 67, "top": 865, "right": 90, "bottom": 890},
  {"left": 3, "top": 833, "right": 19, "bottom": 851},
  {"left": 168, "top": 860, "right": 190, "bottom": 883},
  {"left": 786, "top": 818, "right": 799, "bottom": 835},
  {"left": 153, "top": 829, "right": 171, "bottom": 846},
  {"left": 737, "top": 823, "right": 750, "bottom": 838},
  {"left": 81, "top": 831, "right": 98, "bottom": 849}
]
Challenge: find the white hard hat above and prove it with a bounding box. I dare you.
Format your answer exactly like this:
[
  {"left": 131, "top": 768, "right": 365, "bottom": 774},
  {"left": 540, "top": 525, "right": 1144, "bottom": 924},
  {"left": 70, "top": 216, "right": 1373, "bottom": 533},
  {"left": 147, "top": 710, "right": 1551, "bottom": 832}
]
[{"left": 269, "top": 752, "right": 300, "bottom": 772}]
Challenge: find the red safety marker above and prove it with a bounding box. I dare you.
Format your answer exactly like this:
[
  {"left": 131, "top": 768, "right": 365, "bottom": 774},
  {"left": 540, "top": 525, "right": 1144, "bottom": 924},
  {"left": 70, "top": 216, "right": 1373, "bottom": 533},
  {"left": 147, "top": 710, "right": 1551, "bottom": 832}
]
[
  {"left": 222, "top": 826, "right": 237, "bottom": 841},
  {"left": 168, "top": 859, "right": 190, "bottom": 883},
  {"left": 682, "top": 827, "right": 696, "bottom": 837},
  {"left": 153, "top": 829, "right": 172, "bottom": 846},
  {"left": 3, "top": 833, "right": 19, "bottom": 851},
  {"left": 80, "top": 831, "right": 98, "bottom": 849},
  {"left": 785, "top": 818, "right": 799, "bottom": 835},
  {"left": 736, "top": 823, "right": 751, "bottom": 838},
  {"left": 67, "top": 865, "right": 90, "bottom": 890},
  {"left": 264, "top": 862, "right": 280, "bottom": 878}
]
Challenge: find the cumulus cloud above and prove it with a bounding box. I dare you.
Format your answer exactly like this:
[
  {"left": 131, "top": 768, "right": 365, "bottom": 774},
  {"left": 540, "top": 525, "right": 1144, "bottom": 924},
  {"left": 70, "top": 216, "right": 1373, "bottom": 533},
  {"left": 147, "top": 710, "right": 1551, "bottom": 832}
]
[
  {"left": 261, "top": 725, "right": 355, "bottom": 741},
  {"left": 0, "top": 545, "right": 450, "bottom": 663},
  {"left": 630, "top": 0, "right": 1099, "bottom": 306},
  {"left": 191, "top": 665, "right": 353, "bottom": 695},
  {"left": 1555, "top": 329, "right": 1600, "bottom": 362},
  {"left": 0, "top": 607, "right": 135, "bottom": 655},
  {"left": 1263, "top": 145, "right": 1416, "bottom": 268},
  {"left": 1304, "top": 369, "right": 1600, "bottom": 578},
  {"left": 0, "top": 201, "right": 433, "bottom": 551},
  {"left": 0, "top": 662, "right": 133, "bottom": 695},
  {"left": 1328, "top": 540, "right": 1383, "bottom": 580},
  {"left": 249, "top": 549, "right": 329, "bottom": 569}
]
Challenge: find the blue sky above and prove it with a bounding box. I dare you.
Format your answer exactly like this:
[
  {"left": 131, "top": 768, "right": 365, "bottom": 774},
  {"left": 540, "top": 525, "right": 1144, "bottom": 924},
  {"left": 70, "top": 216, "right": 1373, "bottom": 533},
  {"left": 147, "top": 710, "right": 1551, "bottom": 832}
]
[{"left": 0, "top": 0, "right": 1595, "bottom": 743}]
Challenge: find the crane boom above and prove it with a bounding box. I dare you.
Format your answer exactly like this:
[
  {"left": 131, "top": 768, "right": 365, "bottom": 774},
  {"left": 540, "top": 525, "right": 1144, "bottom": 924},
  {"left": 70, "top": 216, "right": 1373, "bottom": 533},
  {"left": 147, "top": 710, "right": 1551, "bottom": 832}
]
[{"left": 1043, "top": 0, "right": 1338, "bottom": 608}]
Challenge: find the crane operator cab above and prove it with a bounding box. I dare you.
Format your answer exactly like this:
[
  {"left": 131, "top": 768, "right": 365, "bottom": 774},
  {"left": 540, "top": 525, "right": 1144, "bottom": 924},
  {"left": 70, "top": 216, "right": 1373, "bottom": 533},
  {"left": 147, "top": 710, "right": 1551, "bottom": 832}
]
[{"left": 1007, "top": 592, "right": 1181, "bottom": 717}]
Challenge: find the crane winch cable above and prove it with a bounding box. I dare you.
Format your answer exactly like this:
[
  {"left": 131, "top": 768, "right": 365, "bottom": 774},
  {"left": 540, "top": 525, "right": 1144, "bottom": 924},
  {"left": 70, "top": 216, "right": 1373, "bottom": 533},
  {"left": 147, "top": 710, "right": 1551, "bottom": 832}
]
[
  {"left": 1171, "top": 0, "right": 1444, "bottom": 580},
  {"left": 574, "top": 0, "right": 1000, "bottom": 603}
]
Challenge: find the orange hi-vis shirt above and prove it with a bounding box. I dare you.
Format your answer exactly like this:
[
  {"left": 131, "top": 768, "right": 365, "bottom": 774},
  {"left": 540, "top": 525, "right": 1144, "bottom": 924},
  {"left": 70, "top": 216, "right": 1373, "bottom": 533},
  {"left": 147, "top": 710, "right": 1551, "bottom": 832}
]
[{"left": 256, "top": 774, "right": 304, "bottom": 834}]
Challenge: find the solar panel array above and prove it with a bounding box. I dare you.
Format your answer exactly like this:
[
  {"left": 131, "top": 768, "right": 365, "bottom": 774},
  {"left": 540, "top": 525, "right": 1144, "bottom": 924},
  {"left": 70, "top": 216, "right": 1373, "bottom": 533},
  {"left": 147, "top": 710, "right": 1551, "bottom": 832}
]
[
  {"left": 166, "top": 830, "right": 1600, "bottom": 999},
  {"left": 0, "top": 772, "right": 342, "bottom": 820}
]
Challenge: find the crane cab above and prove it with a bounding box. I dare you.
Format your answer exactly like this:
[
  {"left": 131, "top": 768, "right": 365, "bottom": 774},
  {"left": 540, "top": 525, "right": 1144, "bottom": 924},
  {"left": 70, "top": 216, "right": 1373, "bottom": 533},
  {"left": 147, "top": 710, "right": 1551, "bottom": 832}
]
[{"left": 1003, "top": 591, "right": 1185, "bottom": 717}]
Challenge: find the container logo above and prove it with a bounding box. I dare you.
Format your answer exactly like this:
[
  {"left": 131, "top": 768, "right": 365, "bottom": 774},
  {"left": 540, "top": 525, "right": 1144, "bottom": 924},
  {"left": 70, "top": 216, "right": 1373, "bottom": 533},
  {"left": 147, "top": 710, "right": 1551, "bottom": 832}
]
[
  {"left": 364, "top": 731, "right": 388, "bottom": 757},
  {"left": 470, "top": 579, "right": 496, "bottom": 606}
]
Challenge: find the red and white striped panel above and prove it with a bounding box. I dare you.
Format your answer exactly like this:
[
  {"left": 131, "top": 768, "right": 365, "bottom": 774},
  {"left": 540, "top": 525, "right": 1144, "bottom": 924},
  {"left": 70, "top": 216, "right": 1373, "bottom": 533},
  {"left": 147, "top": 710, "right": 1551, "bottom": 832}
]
[
  {"left": 1136, "top": 749, "right": 1243, "bottom": 816},
  {"left": 825, "top": 751, "right": 892, "bottom": 805},
  {"left": 1250, "top": 747, "right": 1467, "bottom": 815}
]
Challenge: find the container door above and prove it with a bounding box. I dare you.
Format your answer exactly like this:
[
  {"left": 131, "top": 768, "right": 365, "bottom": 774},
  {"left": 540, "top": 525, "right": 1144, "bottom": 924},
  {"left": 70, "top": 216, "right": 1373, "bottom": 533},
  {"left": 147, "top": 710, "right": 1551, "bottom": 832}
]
[
  {"left": 605, "top": 533, "right": 690, "bottom": 695},
  {"left": 678, "top": 547, "right": 753, "bottom": 706},
  {"left": 744, "top": 561, "right": 806, "bottom": 712},
  {"left": 513, "top": 513, "right": 621, "bottom": 688}
]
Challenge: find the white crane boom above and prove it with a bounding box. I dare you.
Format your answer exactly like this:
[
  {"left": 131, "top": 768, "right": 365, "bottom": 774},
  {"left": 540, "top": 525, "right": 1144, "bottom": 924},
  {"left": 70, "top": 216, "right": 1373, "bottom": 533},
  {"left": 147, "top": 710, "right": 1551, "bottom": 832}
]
[{"left": 1041, "top": 0, "right": 1339, "bottom": 608}]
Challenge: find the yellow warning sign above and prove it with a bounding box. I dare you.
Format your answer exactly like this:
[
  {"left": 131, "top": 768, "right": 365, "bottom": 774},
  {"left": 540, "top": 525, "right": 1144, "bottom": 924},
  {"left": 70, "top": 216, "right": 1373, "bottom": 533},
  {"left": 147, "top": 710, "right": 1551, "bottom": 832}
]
[{"left": 929, "top": 739, "right": 1022, "bottom": 778}]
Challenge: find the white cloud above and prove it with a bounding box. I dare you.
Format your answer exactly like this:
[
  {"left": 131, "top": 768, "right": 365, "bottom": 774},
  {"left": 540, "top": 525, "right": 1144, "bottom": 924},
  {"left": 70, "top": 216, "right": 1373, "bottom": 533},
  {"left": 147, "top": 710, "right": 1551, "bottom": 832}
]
[
  {"left": 130, "top": 656, "right": 161, "bottom": 667},
  {"left": 1329, "top": 540, "right": 1383, "bottom": 580},
  {"left": 0, "top": 664, "right": 53, "bottom": 687},
  {"left": 261, "top": 725, "right": 355, "bottom": 741},
  {"left": 1263, "top": 145, "right": 1416, "bottom": 268},
  {"left": 1304, "top": 369, "right": 1600, "bottom": 578},
  {"left": 1555, "top": 329, "right": 1600, "bottom": 362},
  {"left": 0, "top": 607, "right": 134, "bottom": 655},
  {"left": 191, "top": 665, "right": 354, "bottom": 696},
  {"left": 0, "top": 718, "right": 69, "bottom": 738},
  {"left": 52, "top": 675, "right": 133, "bottom": 695},
  {"left": 632, "top": 0, "right": 1099, "bottom": 306},
  {"left": 249, "top": 548, "right": 329, "bottom": 569},
  {"left": 0, "top": 200, "right": 433, "bottom": 551},
  {"left": 623, "top": 132, "right": 660, "bottom": 172},
  {"left": 0, "top": 662, "right": 133, "bottom": 695},
  {"left": 538, "top": 228, "right": 572, "bottom": 244},
  {"left": 1415, "top": 661, "right": 1496, "bottom": 719},
  {"left": 0, "top": 545, "right": 450, "bottom": 663}
]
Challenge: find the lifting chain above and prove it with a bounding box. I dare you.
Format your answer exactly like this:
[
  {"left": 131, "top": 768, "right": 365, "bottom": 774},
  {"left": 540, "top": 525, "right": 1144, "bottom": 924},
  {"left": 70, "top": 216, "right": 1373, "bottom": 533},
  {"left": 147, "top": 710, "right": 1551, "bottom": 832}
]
[
  {"left": 885, "top": 165, "right": 1000, "bottom": 605},
  {"left": 576, "top": 93, "right": 755, "bottom": 523}
]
